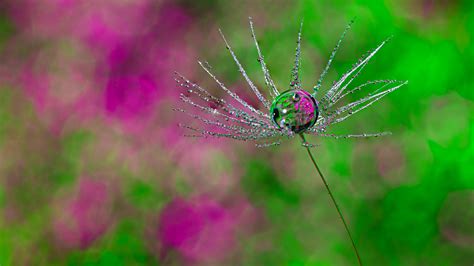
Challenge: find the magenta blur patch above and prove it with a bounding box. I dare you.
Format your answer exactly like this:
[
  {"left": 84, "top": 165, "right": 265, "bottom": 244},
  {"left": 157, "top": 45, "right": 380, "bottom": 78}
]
[
  {"left": 158, "top": 196, "right": 236, "bottom": 263},
  {"left": 52, "top": 178, "right": 113, "bottom": 250}
]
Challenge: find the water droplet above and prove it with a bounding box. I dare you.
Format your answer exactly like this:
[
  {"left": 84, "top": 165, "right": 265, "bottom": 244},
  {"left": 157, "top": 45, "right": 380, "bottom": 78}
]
[{"left": 270, "top": 90, "right": 319, "bottom": 134}]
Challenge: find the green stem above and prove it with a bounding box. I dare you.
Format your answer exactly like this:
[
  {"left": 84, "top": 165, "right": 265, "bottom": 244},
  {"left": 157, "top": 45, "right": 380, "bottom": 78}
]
[{"left": 299, "top": 134, "right": 362, "bottom": 266}]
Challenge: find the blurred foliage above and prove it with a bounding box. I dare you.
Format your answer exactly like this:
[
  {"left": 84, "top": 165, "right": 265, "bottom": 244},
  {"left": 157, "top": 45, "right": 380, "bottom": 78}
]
[{"left": 0, "top": 0, "right": 472, "bottom": 265}]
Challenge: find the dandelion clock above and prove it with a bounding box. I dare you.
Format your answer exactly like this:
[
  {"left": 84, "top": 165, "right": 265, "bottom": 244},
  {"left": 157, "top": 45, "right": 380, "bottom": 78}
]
[{"left": 174, "top": 18, "right": 408, "bottom": 265}]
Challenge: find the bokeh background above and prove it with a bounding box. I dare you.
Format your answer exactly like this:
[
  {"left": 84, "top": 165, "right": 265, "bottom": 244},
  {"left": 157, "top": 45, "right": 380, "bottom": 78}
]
[{"left": 0, "top": 0, "right": 472, "bottom": 265}]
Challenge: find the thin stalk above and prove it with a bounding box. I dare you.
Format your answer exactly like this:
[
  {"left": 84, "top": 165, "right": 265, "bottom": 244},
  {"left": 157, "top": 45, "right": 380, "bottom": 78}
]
[{"left": 299, "top": 134, "right": 362, "bottom": 266}]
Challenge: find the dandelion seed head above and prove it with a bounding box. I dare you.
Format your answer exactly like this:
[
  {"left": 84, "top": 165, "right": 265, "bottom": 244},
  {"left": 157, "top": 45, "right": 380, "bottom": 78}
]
[
  {"left": 175, "top": 18, "right": 407, "bottom": 148},
  {"left": 270, "top": 89, "right": 319, "bottom": 134}
]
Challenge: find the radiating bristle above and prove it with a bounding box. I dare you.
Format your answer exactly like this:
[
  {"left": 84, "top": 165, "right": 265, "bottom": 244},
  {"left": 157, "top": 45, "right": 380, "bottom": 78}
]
[
  {"left": 176, "top": 73, "right": 274, "bottom": 128},
  {"left": 290, "top": 20, "right": 304, "bottom": 90},
  {"left": 310, "top": 132, "right": 392, "bottom": 139},
  {"left": 313, "top": 19, "right": 354, "bottom": 96},
  {"left": 173, "top": 107, "right": 275, "bottom": 137},
  {"left": 179, "top": 123, "right": 255, "bottom": 141},
  {"left": 301, "top": 141, "right": 320, "bottom": 148},
  {"left": 183, "top": 134, "right": 205, "bottom": 138},
  {"left": 329, "top": 79, "right": 397, "bottom": 107},
  {"left": 178, "top": 123, "right": 284, "bottom": 141},
  {"left": 249, "top": 17, "right": 280, "bottom": 98},
  {"left": 198, "top": 60, "right": 270, "bottom": 120},
  {"left": 255, "top": 140, "right": 282, "bottom": 148},
  {"left": 179, "top": 93, "right": 267, "bottom": 129},
  {"left": 331, "top": 80, "right": 407, "bottom": 124},
  {"left": 321, "top": 37, "right": 391, "bottom": 109},
  {"left": 218, "top": 28, "right": 271, "bottom": 109},
  {"left": 175, "top": 72, "right": 225, "bottom": 105}
]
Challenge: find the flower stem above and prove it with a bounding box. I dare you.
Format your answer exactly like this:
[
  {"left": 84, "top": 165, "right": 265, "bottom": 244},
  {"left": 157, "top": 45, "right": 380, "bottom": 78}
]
[{"left": 299, "top": 134, "right": 362, "bottom": 266}]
